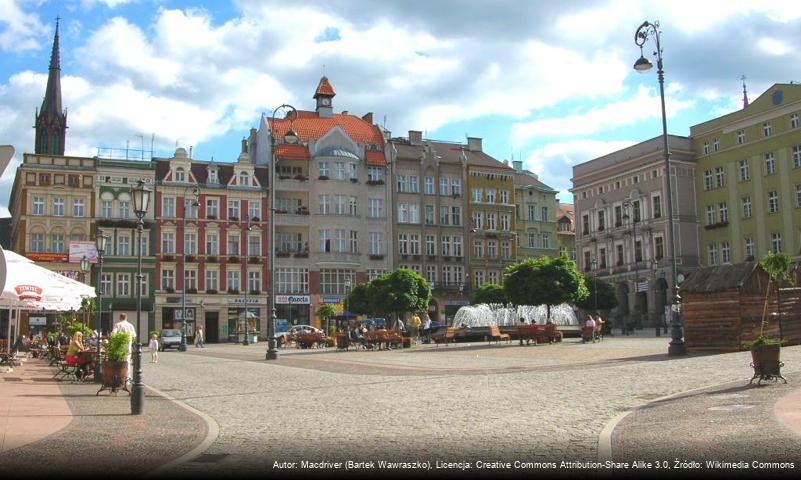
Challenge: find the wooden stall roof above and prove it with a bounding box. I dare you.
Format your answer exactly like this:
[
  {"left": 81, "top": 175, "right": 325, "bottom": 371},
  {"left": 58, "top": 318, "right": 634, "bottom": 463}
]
[{"left": 680, "top": 262, "right": 760, "bottom": 294}]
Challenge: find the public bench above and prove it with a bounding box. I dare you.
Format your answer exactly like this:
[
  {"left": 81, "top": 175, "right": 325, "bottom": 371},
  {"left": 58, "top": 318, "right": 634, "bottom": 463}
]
[
  {"left": 488, "top": 324, "right": 511, "bottom": 344},
  {"left": 295, "top": 332, "right": 326, "bottom": 349},
  {"left": 517, "top": 324, "right": 548, "bottom": 345},
  {"left": 433, "top": 327, "right": 457, "bottom": 346}
]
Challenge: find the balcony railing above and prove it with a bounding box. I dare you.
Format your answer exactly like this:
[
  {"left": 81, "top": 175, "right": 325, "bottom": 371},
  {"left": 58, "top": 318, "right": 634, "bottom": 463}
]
[{"left": 317, "top": 252, "right": 362, "bottom": 263}]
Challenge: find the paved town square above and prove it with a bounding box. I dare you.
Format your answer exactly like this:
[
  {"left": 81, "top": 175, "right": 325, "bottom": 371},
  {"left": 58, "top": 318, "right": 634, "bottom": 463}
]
[{"left": 2, "top": 335, "right": 800, "bottom": 477}]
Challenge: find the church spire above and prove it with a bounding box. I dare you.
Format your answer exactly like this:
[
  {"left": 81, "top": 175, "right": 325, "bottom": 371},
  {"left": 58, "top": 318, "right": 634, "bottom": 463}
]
[
  {"left": 741, "top": 75, "right": 749, "bottom": 109},
  {"left": 35, "top": 17, "right": 67, "bottom": 155}
]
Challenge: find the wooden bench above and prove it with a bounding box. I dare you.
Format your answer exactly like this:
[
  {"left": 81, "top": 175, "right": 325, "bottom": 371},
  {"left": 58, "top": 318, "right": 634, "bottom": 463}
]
[
  {"left": 296, "top": 332, "right": 325, "bottom": 349},
  {"left": 517, "top": 324, "right": 548, "bottom": 345},
  {"left": 544, "top": 323, "right": 563, "bottom": 343},
  {"left": 433, "top": 327, "right": 456, "bottom": 346},
  {"left": 488, "top": 324, "right": 511, "bottom": 344},
  {"left": 581, "top": 326, "right": 596, "bottom": 343}
]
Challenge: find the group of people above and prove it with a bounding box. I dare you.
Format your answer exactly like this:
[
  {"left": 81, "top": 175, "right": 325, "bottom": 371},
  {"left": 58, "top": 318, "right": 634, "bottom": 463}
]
[{"left": 585, "top": 313, "right": 606, "bottom": 341}]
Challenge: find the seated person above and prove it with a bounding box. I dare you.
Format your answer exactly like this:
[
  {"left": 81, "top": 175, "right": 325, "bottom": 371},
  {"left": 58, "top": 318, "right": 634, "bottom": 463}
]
[
  {"left": 585, "top": 314, "right": 597, "bottom": 330},
  {"left": 65, "top": 332, "right": 92, "bottom": 379}
]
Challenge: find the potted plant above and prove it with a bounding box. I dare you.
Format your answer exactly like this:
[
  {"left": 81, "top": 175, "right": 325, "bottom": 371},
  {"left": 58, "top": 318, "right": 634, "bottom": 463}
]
[
  {"left": 749, "top": 252, "right": 792, "bottom": 384},
  {"left": 102, "top": 331, "right": 131, "bottom": 392}
]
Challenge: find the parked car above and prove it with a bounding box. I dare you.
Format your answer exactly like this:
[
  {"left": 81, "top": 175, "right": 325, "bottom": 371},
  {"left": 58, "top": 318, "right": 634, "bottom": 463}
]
[
  {"left": 159, "top": 329, "right": 183, "bottom": 351},
  {"left": 272, "top": 325, "right": 324, "bottom": 346}
]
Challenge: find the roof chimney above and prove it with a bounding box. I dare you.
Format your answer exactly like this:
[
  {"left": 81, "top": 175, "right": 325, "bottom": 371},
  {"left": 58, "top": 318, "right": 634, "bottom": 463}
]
[
  {"left": 512, "top": 160, "right": 523, "bottom": 172},
  {"left": 467, "top": 137, "right": 482, "bottom": 152},
  {"left": 409, "top": 130, "right": 423, "bottom": 146},
  {"left": 362, "top": 112, "right": 373, "bottom": 124}
]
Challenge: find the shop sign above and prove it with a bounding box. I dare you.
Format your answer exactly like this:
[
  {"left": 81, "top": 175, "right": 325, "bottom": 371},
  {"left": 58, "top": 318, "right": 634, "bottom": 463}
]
[
  {"left": 25, "top": 253, "right": 68, "bottom": 262},
  {"left": 69, "top": 241, "right": 99, "bottom": 263},
  {"left": 321, "top": 296, "right": 342, "bottom": 304},
  {"left": 15, "top": 285, "right": 43, "bottom": 302},
  {"left": 275, "top": 295, "right": 310, "bottom": 305},
  {"left": 637, "top": 281, "right": 649, "bottom": 292},
  {"left": 228, "top": 298, "right": 260, "bottom": 305},
  {"left": 29, "top": 316, "right": 47, "bottom": 326}
]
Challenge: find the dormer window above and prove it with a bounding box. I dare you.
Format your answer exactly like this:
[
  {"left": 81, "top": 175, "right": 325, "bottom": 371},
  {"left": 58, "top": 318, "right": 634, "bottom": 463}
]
[
  {"left": 175, "top": 167, "right": 186, "bottom": 182},
  {"left": 239, "top": 172, "right": 250, "bottom": 186},
  {"left": 208, "top": 169, "right": 218, "bottom": 184}
]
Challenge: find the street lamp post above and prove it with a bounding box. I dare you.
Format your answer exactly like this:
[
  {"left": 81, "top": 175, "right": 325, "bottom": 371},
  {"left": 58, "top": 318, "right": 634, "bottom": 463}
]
[
  {"left": 80, "top": 256, "right": 90, "bottom": 284},
  {"left": 180, "top": 186, "right": 200, "bottom": 352},
  {"left": 634, "top": 20, "right": 686, "bottom": 355},
  {"left": 243, "top": 223, "right": 252, "bottom": 346},
  {"left": 652, "top": 259, "right": 661, "bottom": 337},
  {"left": 131, "top": 180, "right": 152, "bottom": 414},
  {"left": 591, "top": 258, "right": 598, "bottom": 314},
  {"left": 622, "top": 200, "right": 638, "bottom": 336},
  {"left": 94, "top": 233, "right": 109, "bottom": 384},
  {"left": 266, "top": 104, "right": 299, "bottom": 361}
]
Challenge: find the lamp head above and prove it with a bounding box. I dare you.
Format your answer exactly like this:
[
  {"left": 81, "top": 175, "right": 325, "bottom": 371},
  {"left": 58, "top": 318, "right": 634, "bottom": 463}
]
[
  {"left": 80, "top": 255, "right": 90, "bottom": 272},
  {"left": 634, "top": 53, "right": 653, "bottom": 73},
  {"left": 96, "top": 233, "right": 109, "bottom": 254},
  {"left": 132, "top": 180, "right": 152, "bottom": 216},
  {"left": 283, "top": 128, "right": 299, "bottom": 145}
]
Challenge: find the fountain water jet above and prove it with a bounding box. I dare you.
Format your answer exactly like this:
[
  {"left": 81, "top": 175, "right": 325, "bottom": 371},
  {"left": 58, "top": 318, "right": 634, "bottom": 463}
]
[{"left": 452, "top": 303, "right": 579, "bottom": 328}]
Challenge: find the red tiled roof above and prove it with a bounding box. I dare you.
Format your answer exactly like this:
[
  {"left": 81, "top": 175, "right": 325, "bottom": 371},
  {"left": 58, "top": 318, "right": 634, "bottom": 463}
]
[
  {"left": 276, "top": 144, "right": 310, "bottom": 160},
  {"left": 365, "top": 150, "right": 385, "bottom": 166},
  {"left": 314, "top": 76, "right": 336, "bottom": 98}
]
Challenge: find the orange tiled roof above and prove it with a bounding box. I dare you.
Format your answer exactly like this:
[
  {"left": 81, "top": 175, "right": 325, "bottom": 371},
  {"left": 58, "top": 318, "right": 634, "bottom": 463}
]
[
  {"left": 276, "top": 144, "right": 310, "bottom": 160},
  {"left": 314, "top": 76, "right": 336, "bottom": 98},
  {"left": 365, "top": 150, "right": 385, "bottom": 166}
]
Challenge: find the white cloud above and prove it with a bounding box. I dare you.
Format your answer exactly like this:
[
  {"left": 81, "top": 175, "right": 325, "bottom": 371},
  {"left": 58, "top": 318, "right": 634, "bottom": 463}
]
[
  {"left": 758, "top": 37, "right": 791, "bottom": 56},
  {"left": 511, "top": 86, "right": 695, "bottom": 147},
  {"left": 0, "top": 0, "right": 49, "bottom": 51}
]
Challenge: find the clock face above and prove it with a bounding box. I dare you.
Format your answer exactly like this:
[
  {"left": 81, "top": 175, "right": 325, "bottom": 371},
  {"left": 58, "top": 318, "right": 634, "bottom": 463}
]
[{"left": 321, "top": 98, "right": 331, "bottom": 106}]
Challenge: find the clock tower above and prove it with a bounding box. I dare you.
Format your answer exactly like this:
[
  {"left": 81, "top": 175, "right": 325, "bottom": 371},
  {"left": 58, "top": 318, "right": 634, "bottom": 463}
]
[{"left": 313, "top": 76, "right": 336, "bottom": 118}]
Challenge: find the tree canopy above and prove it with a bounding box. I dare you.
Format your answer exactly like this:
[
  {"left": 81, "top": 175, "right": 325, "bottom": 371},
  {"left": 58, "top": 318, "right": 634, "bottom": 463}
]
[
  {"left": 348, "top": 269, "right": 431, "bottom": 324},
  {"left": 576, "top": 276, "right": 619, "bottom": 312},
  {"left": 345, "top": 282, "right": 374, "bottom": 316},
  {"left": 503, "top": 256, "right": 588, "bottom": 310},
  {"left": 473, "top": 283, "right": 508, "bottom": 305}
]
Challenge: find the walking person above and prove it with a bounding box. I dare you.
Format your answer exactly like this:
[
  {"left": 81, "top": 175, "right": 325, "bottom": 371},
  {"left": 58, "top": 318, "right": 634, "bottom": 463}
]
[
  {"left": 195, "top": 325, "right": 205, "bottom": 348},
  {"left": 111, "top": 313, "right": 136, "bottom": 382},
  {"left": 422, "top": 313, "right": 432, "bottom": 344},
  {"left": 409, "top": 312, "right": 421, "bottom": 345},
  {"left": 149, "top": 334, "right": 159, "bottom": 363}
]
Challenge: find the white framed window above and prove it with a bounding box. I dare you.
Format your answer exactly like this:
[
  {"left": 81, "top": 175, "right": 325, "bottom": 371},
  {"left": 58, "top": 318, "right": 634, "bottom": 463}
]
[
  {"left": 397, "top": 174, "right": 407, "bottom": 193},
  {"left": 398, "top": 204, "right": 409, "bottom": 223},
  {"left": 474, "top": 270, "right": 485, "bottom": 288},
  {"left": 319, "top": 230, "right": 331, "bottom": 252},
  {"left": 248, "top": 271, "right": 260, "bottom": 293},
  {"left": 175, "top": 168, "right": 186, "bottom": 182},
  {"left": 542, "top": 233, "right": 550, "bottom": 249},
  {"left": 793, "top": 146, "right": 801, "bottom": 169},
  {"left": 335, "top": 162, "right": 346, "bottom": 180},
  {"left": 319, "top": 161, "right": 331, "bottom": 177},
  {"left": 72, "top": 199, "right": 85, "bottom": 217},
  {"left": 424, "top": 177, "right": 434, "bottom": 195},
  {"left": 367, "top": 166, "right": 383, "bottom": 182},
  {"left": 713, "top": 139, "right": 720, "bottom": 151},
  {"left": 350, "top": 231, "right": 358, "bottom": 254},
  {"left": 276, "top": 267, "right": 309, "bottom": 294},
  {"left": 453, "top": 236, "right": 463, "bottom": 257},
  {"left": 706, "top": 205, "right": 715, "bottom": 225},
  {"left": 721, "top": 242, "right": 731, "bottom": 264},
  {"left": 763, "top": 121, "right": 773, "bottom": 137},
  {"left": 424, "top": 204, "right": 435, "bottom": 225},
  {"left": 162, "top": 232, "right": 175, "bottom": 254},
  {"left": 50, "top": 233, "right": 64, "bottom": 253},
  {"left": 742, "top": 196, "right": 752, "bottom": 218},
  {"left": 473, "top": 240, "right": 484, "bottom": 258},
  {"left": 500, "top": 190, "right": 509, "bottom": 204},
  {"left": 228, "top": 199, "right": 240, "bottom": 219},
  {"left": 472, "top": 188, "right": 482, "bottom": 203},
  {"left": 450, "top": 206, "right": 461, "bottom": 226},
  {"left": 739, "top": 159, "right": 750, "bottom": 181},
  {"left": 348, "top": 196, "right": 357, "bottom": 216},
  {"left": 101, "top": 200, "right": 112, "bottom": 218},
  {"left": 765, "top": 152, "right": 776, "bottom": 174},
  {"left": 162, "top": 197, "right": 175, "bottom": 217},
  {"left": 771, "top": 232, "right": 782, "bottom": 253},
  {"left": 334, "top": 195, "right": 346, "bottom": 215},
  {"left": 441, "top": 235, "right": 451, "bottom": 256},
  {"left": 409, "top": 234, "right": 421, "bottom": 255},
  {"left": 744, "top": 237, "right": 755, "bottom": 259},
  {"left": 53, "top": 197, "right": 65, "bottom": 216},
  {"left": 652, "top": 195, "right": 662, "bottom": 218},
  {"left": 208, "top": 169, "right": 218, "bottom": 184},
  {"left": 409, "top": 175, "right": 419, "bottom": 193},
  {"left": 398, "top": 233, "right": 409, "bottom": 255},
  {"left": 185, "top": 270, "right": 197, "bottom": 291},
  {"left": 718, "top": 202, "right": 728, "bottom": 223},
  {"left": 248, "top": 234, "right": 260, "bottom": 256},
  {"left": 32, "top": 196, "right": 44, "bottom": 215},
  {"left": 369, "top": 232, "right": 383, "bottom": 255},
  {"left": 439, "top": 206, "right": 450, "bottom": 226},
  {"left": 487, "top": 241, "right": 497, "bottom": 258},
  {"left": 117, "top": 273, "right": 131, "bottom": 297},
  {"left": 335, "top": 229, "right": 346, "bottom": 252},
  {"left": 320, "top": 269, "right": 355, "bottom": 295},
  {"left": 425, "top": 235, "right": 436, "bottom": 256},
  {"left": 703, "top": 142, "right": 709, "bottom": 155},
  {"left": 117, "top": 235, "right": 130, "bottom": 256},
  {"left": 425, "top": 265, "right": 437, "bottom": 284},
  {"left": 348, "top": 162, "right": 358, "bottom": 181},
  {"left": 206, "top": 198, "right": 219, "bottom": 218},
  {"left": 206, "top": 233, "right": 218, "bottom": 255},
  {"left": 161, "top": 269, "right": 175, "bottom": 290},
  {"left": 714, "top": 167, "right": 724, "bottom": 188},
  {"left": 319, "top": 194, "right": 330, "bottom": 215},
  {"left": 486, "top": 189, "right": 496, "bottom": 203},
  {"left": 791, "top": 113, "right": 799, "bottom": 129},
  {"left": 737, "top": 130, "right": 745, "bottom": 144},
  {"left": 228, "top": 233, "right": 240, "bottom": 256},
  {"left": 205, "top": 270, "right": 218, "bottom": 291},
  {"left": 239, "top": 171, "right": 250, "bottom": 186},
  {"left": 768, "top": 191, "right": 779, "bottom": 214},
  {"left": 528, "top": 233, "right": 537, "bottom": 248},
  {"left": 796, "top": 184, "right": 801, "bottom": 208},
  {"left": 249, "top": 202, "right": 261, "bottom": 220},
  {"left": 703, "top": 170, "right": 713, "bottom": 190},
  {"left": 439, "top": 178, "right": 449, "bottom": 196},
  {"left": 119, "top": 200, "right": 130, "bottom": 218},
  {"left": 368, "top": 198, "right": 384, "bottom": 218},
  {"left": 501, "top": 241, "right": 511, "bottom": 259},
  {"left": 100, "top": 273, "right": 112, "bottom": 296},
  {"left": 707, "top": 245, "right": 718, "bottom": 266},
  {"left": 486, "top": 213, "right": 496, "bottom": 231},
  {"left": 227, "top": 270, "right": 240, "bottom": 292}
]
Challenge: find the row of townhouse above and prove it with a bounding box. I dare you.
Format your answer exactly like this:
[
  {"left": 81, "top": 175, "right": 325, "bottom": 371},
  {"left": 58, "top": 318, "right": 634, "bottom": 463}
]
[
  {"left": 7, "top": 28, "right": 575, "bottom": 341},
  {"left": 573, "top": 83, "right": 801, "bottom": 329}
]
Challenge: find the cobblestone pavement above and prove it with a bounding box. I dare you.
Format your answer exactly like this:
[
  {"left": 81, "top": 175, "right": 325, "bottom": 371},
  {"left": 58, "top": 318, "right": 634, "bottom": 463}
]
[{"left": 139, "top": 337, "right": 801, "bottom": 476}]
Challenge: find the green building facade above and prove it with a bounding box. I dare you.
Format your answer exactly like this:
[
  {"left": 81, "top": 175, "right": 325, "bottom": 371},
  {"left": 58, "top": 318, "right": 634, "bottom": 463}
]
[{"left": 512, "top": 161, "right": 561, "bottom": 260}]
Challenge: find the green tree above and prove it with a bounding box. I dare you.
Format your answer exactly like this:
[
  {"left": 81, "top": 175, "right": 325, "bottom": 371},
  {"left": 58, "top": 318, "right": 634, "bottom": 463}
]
[
  {"left": 317, "top": 304, "right": 337, "bottom": 334},
  {"left": 370, "top": 268, "right": 432, "bottom": 328},
  {"left": 473, "top": 283, "right": 508, "bottom": 305},
  {"left": 346, "top": 282, "right": 375, "bottom": 317},
  {"left": 576, "top": 276, "right": 619, "bottom": 312},
  {"left": 504, "top": 256, "right": 588, "bottom": 320},
  {"left": 759, "top": 252, "right": 794, "bottom": 339}
]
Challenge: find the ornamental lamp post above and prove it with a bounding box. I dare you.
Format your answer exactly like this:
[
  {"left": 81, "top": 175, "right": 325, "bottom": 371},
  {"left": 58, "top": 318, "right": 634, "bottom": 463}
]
[
  {"left": 243, "top": 223, "right": 252, "bottom": 346},
  {"left": 180, "top": 185, "right": 200, "bottom": 352},
  {"left": 266, "top": 104, "right": 299, "bottom": 361},
  {"left": 80, "top": 255, "right": 90, "bottom": 283},
  {"left": 590, "top": 258, "right": 598, "bottom": 314},
  {"left": 94, "top": 233, "right": 109, "bottom": 384},
  {"left": 633, "top": 20, "right": 686, "bottom": 355},
  {"left": 131, "top": 180, "right": 152, "bottom": 414}
]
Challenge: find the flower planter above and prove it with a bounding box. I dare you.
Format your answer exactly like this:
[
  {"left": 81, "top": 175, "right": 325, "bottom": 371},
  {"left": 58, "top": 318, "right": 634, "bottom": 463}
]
[
  {"left": 749, "top": 343, "right": 786, "bottom": 384},
  {"left": 98, "top": 360, "right": 129, "bottom": 395}
]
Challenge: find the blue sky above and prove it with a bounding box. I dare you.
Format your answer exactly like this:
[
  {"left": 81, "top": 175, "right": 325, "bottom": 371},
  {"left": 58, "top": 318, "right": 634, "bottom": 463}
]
[{"left": 1, "top": 0, "right": 800, "bottom": 216}]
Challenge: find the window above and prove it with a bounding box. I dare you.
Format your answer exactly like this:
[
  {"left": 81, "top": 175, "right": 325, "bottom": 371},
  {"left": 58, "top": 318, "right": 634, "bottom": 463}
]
[
  {"left": 424, "top": 177, "right": 434, "bottom": 195},
  {"left": 441, "top": 236, "right": 451, "bottom": 256},
  {"left": 100, "top": 273, "right": 112, "bottom": 296},
  {"left": 162, "top": 232, "right": 175, "bottom": 254},
  {"left": 793, "top": 146, "right": 801, "bottom": 168},
  {"left": 335, "top": 162, "right": 346, "bottom": 180},
  {"left": 348, "top": 196, "right": 357, "bottom": 216},
  {"left": 350, "top": 231, "right": 358, "bottom": 254},
  {"left": 792, "top": 113, "right": 800, "bottom": 129},
  {"left": 528, "top": 204, "right": 536, "bottom": 221},
  {"left": 335, "top": 229, "right": 346, "bottom": 252},
  {"left": 614, "top": 205, "right": 622, "bottom": 227},
  {"left": 703, "top": 142, "right": 709, "bottom": 155},
  {"left": 319, "top": 230, "right": 331, "bottom": 252},
  {"left": 205, "top": 270, "right": 218, "bottom": 291},
  {"left": 206, "top": 233, "right": 218, "bottom": 255},
  {"left": 161, "top": 270, "right": 175, "bottom": 290},
  {"left": 450, "top": 206, "right": 461, "bottom": 226},
  {"left": 597, "top": 211, "right": 605, "bottom": 231},
  {"left": 763, "top": 121, "right": 773, "bottom": 137},
  {"left": 397, "top": 175, "right": 407, "bottom": 192},
  {"left": 771, "top": 232, "right": 782, "bottom": 253},
  {"left": 183, "top": 269, "right": 196, "bottom": 291},
  {"left": 320, "top": 269, "right": 355, "bottom": 295},
  {"left": 703, "top": 170, "right": 713, "bottom": 190},
  {"left": 409, "top": 234, "right": 420, "bottom": 255},
  {"left": 451, "top": 179, "right": 461, "bottom": 196},
  {"left": 486, "top": 189, "right": 496, "bottom": 203},
  {"left": 737, "top": 130, "right": 745, "bottom": 144},
  {"left": 583, "top": 251, "right": 591, "bottom": 271},
  {"left": 117, "top": 235, "right": 130, "bottom": 256},
  {"left": 409, "top": 176, "right": 418, "bottom": 193},
  {"left": 797, "top": 184, "right": 801, "bottom": 208},
  {"left": 632, "top": 201, "right": 641, "bottom": 222},
  {"left": 501, "top": 242, "right": 511, "bottom": 259},
  {"left": 53, "top": 197, "right": 64, "bottom": 216},
  {"left": 119, "top": 200, "right": 130, "bottom": 218},
  {"left": 474, "top": 240, "right": 484, "bottom": 258},
  {"left": 185, "top": 233, "right": 197, "bottom": 255},
  {"left": 652, "top": 196, "right": 662, "bottom": 218},
  {"left": 486, "top": 213, "right": 496, "bottom": 231},
  {"left": 707, "top": 244, "right": 718, "bottom": 266},
  {"left": 426, "top": 235, "right": 436, "bottom": 256},
  {"left": 718, "top": 202, "right": 728, "bottom": 223},
  {"left": 598, "top": 247, "right": 606, "bottom": 268},
  {"left": 319, "top": 194, "right": 330, "bottom": 215},
  {"left": 500, "top": 190, "right": 509, "bottom": 204},
  {"left": 634, "top": 240, "right": 643, "bottom": 262},
  {"left": 206, "top": 198, "right": 219, "bottom": 218},
  {"left": 208, "top": 169, "right": 218, "bottom": 184},
  {"left": 248, "top": 271, "right": 260, "bottom": 293},
  {"left": 175, "top": 168, "right": 186, "bottom": 182},
  {"left": 765, "top": 152, "right": 776, "bottom": 174},
  {"left": 528, "top": 233, "right": 537, "bottom": 248},
  {"left": 472, "top": 188, "right": 483, "bottom": 203},
  {"left": 71, "top": 199, "right": 84, "bottom": 217},
  {"left": 654, "top": 236, "right": 664, "bottom": 260},
  {"left": 706, "top": 205, "right": 715, "bottom": 225},
  {"left": 721, "top": 242, "right": 731, "bottom": 264},
  {"left": 248, "top": 202, "right": 260, "bottom": 220},
  {"left": 239, "top": 172, "right": 251, "bottom": 186},
  {"left": 742, "top": 196, "right": 752, "bottom": 218},
  {"left": 500, "top": 214, "right": 510, "bottom": 231},
  {"left": 117, "top": 273, "right": 131, "bottom": 297},
  {"left": 744, "top": 237, "right": 755, "bottom": 259},
  {"left": 398, "top": 233, "right": 409, "bottom": 255},
  {"left": 228, "top": 234, "right": 240, "bottom": 256},
  {"left": 398, "top": 204, "right": 409, "bottom": 223},
  {"left": 32, "top": 196, "right": 44, "bottom": 215},
  {"left": 474, "top": 270, "right": 485, "bottom": 288},
  {"left": 367, "top": 166, "right": 384, "bottom": 182},
  {"left": 426, "top": 265, "right": 437, "bottom": 284},
  {"left": 248, "top": 235, "right": 260, "bottom": 256},
  {"left": 453, "top": 236, "right": 463, "bottom": 257},
  {"left": 715, "top": 167, "right": 724, "bottom": 188},
  {"left": 542, "top": 233, "right": 550, "bottom": 249},
  {"left": 228, "top": 200, "right": 239, "bottom": 219},
  {"left": 768, "top": 191, "right": 779, "bottom": 214},
  {"left": 439, "top": 178, "right": 449, "bottom": 196},
  {"left": 319, "top": 161, "right": 330, "bottom": 177},
  {"left": 101, "top": 200, "right": 112, "bottom": 218},
  {"left": 541, "top": 206, "right": 548, "bottom": 222},
  {"left": 369, "top": 232, "right": 383, "bottom": 255},
  {"left": 739, "top": 159, "right": 750, "bottom": 181},
  {"left": 227, "top": 270, "right": 240, "bottom": 292},
  {"left": 163, "top": 197, "right": 175, "bottom": 217},
  {"left": 424, "top": 205, "right": 435, "bottom": 225},
  {"left": 440, "top": 206, "right": 450, "bottom": 226},
  {"left": 50, "top": 233, "right": 64, "bottom": 253},
  {"left": 713, "top": 139, "right": 720, "bottom": 152},
  {"left": 368, "top": 198, "right": 384, "bottom": 218},
  {"left": 582, "top": 215, "right": 589, "bottom": 235},
  {"left": 334, "top": 195, "right": 346, "bottom": 215}
]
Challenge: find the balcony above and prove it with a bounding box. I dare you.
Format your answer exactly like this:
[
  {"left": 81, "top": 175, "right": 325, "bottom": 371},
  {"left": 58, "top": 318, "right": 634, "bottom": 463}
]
[
  {"left": 369, "top": 254, "right": 385, "bottom": 260},
  {"left": 294, "top": 251, "right": 309, "bottom": 258},
  {"left": 277, "top": 176, "right": 312, "bottom": 191},
  {"left": 317, "top": 252, "right": 362, "bottom": 264},
  {"left": 366, "top": 179, "right": 385, "bottom": 186},
  {"left": 704, "top": 220, "right": 730, "bottom": 230},
  {"left": 275, "top": 212, "right": 310, "bottom": 226}
]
